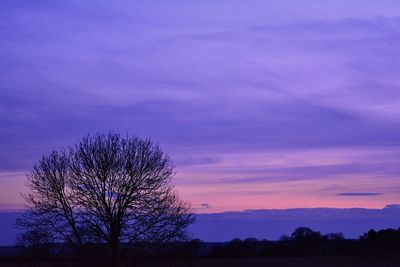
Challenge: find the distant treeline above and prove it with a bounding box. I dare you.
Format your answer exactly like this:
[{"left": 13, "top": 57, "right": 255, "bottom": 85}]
[
  {"left": 204, "top": 227, "right": 400, "bottom": 258},
  {"left": 2, "top": 227, "right": 400, "bottom": 263}
]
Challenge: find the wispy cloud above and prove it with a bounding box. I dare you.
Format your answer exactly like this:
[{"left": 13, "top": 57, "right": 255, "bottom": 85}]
[
  {"left": 336, "top": 192, "right": 383, "bottom": 196},
  {"left": 200, "top": 203, "right": 211, "bottom": 209}
]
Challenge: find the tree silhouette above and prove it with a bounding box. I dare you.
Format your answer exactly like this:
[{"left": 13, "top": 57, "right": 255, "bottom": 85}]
[
  {"left": 291, "top": 227, "right": 321, "bottom": 242},
  {"left": 17, "top": 132, "right": 194, "bottom": 264}
]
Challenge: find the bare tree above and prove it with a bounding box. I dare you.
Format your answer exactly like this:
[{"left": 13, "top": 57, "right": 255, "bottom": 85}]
[{"left": 17, "top": 132, "right": 194, "bottom": 264}]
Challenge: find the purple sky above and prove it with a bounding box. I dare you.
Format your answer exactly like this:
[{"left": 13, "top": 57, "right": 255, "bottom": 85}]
[{"left": 1, "top": 0, "right": 400, "bottom": 212}]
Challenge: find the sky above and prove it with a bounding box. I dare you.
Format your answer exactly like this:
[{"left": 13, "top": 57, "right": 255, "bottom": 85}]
[{"left": 1, "top": 0, "right": 400, "bottom": 213}]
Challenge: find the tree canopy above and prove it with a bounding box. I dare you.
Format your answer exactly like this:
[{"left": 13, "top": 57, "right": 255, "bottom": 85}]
[{"left": 17, "top": 132, "right": 194, "bottom": 261}]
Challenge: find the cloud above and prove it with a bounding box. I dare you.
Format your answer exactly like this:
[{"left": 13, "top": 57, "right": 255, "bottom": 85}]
[
  {"left": 336, "top": 192, "right": 382, "bottom": 196},
  {"left": 177, "top": 161, "right": 400, "bottom": 185},
  {"left": 384, "top": 204, "right": 400, "bottom": 209},
  {"left": 189, "top": 207, "right": 400, "bottom": 241},
  {"left": 201, "top": 203, "right": 211, "bottom": 209}
]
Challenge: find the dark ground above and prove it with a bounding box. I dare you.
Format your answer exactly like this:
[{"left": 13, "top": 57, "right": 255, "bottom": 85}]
[
  {"left": 1, "top": 257, "right": 400, "bottom": 267},
  {"left": 189, "top": 258, "right": 400, "bottom": 267}
]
